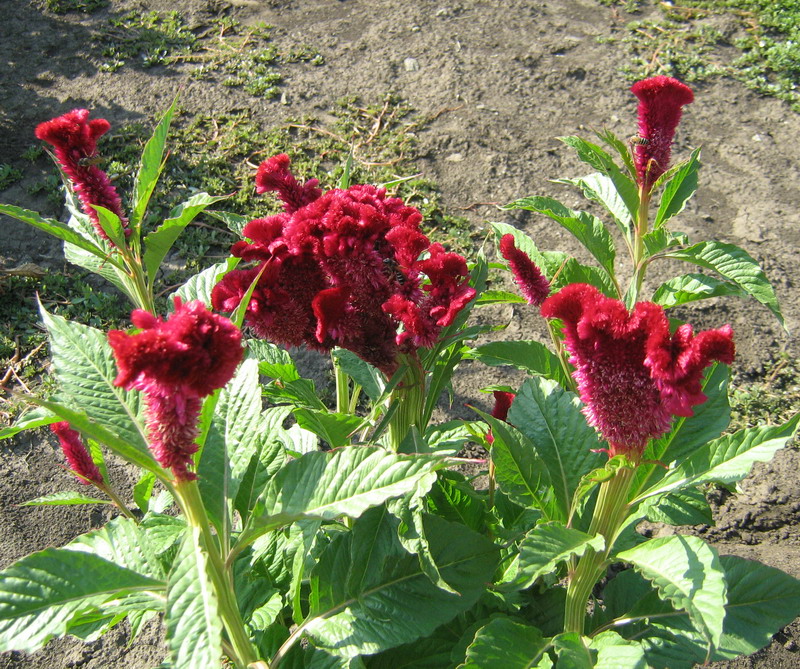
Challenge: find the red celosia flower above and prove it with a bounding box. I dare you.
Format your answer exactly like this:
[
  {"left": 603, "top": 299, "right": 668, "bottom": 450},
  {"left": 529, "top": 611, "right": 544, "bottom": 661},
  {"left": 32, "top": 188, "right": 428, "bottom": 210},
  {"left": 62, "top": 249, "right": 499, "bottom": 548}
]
[
  {"left": 212, "top": 155, "right": 475, "bottom": 375},
  {"left": 631, "top": 76, "right": 694, "bottom": 191},
  {"left": 541, "top": 284, "right": 734, "bottom": 458},
  {"left": 486, "top": 390, "right": 516, "bottom": 445},
  {"left": 109, "top": 298, "right": 244, "bottom": 480},
  {"left": 50, "top": 421, "right": 104, "bottom": 485},
  {"left": 499, "top": 234, "right": 550, "bottom": 306},
  {"left": 35, "top": 109, "right": 129, "bottom": 243}
]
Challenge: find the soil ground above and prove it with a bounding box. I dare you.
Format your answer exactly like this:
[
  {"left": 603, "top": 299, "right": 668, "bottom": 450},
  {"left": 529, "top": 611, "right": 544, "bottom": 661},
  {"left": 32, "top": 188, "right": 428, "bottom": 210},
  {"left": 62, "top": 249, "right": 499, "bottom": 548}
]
[{"left": 1, "top": 1, "right": 798, "bottom": 667}]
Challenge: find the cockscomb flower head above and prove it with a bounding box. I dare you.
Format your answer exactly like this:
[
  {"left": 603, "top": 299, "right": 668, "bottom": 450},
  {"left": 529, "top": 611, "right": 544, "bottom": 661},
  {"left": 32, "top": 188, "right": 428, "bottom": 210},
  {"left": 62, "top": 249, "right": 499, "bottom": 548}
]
[
  {"left": 212, "top": 154, "right": 475, "bottom": 375},
  {"left": 499, "top": 234, "right": 550, "bottom": 306},
  {"left": 541, "top": 284, "right": 734, "bottom": 458},
  {"left": 631, "top": 76, "right": 694, "bottom": 191},
  {"left": 109, "top": 298, "right": 244, "bottom": 480},
  {"left": 486, "top": 390, "right": 516, "bottom": 445},
  {"left": 50, "top": 421, "right": 104, "bottom": 486},
  {"left": 35, "top": 109, "right": 129, "bottom": 243}
]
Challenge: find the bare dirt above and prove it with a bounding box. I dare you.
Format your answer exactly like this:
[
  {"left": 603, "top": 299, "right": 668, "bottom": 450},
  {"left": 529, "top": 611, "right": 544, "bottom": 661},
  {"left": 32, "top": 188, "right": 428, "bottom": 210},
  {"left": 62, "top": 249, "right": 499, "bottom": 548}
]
[{"left": 1, "top": 1, "right": 799, "bottom": 667}]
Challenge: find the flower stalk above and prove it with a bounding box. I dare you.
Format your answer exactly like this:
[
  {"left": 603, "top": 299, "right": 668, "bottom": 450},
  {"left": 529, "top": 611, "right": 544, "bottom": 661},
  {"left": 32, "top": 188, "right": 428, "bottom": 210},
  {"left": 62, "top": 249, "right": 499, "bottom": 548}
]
[{"left": 387, "top": 353, "right": 426, "bottom": 451}]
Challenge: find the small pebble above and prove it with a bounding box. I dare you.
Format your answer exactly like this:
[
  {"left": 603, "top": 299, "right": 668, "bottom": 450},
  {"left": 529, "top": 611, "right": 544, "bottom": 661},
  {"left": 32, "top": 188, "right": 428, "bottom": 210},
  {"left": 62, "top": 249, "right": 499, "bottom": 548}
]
[{"left": 404, "top": 57, "right": 420, "bottom": 72}]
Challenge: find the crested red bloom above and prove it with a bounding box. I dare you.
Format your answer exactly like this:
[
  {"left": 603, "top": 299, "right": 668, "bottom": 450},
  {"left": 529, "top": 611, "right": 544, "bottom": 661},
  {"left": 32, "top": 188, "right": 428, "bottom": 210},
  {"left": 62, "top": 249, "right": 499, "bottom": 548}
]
[
  {"left": 50, "top": 421, "right": 104, "bottom": 485},
  {"left": 631, "top": 76, "right": 694, "bottom": 191},
  {"left": 541, "top": 284, "right": 734, "bottom": 457},
  {"left": 486, "top": 390, "right": 516, "bottom": 445},
  {"left": 35, "top": 109, "right": 129, "bottom": 243},
  {"left": 212, "top": 155, "right": 475, "bottom": 375},
  {"left": 109, "top": 298, "right": 244, "bottom": 480},
  {"left": 499, "top": 234, "right": 550, "bottom": 306}
]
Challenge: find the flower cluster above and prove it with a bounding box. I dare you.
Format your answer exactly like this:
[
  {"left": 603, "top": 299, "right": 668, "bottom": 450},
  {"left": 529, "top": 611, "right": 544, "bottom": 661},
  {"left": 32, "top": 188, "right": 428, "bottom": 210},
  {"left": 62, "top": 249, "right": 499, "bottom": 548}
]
[
  {"left": 212, "top": 154, "right": 475, "bottom": 375},
  {"left": 109, "top": 298, "right": 243, "bottom": 481},
  {"left": 499, "top": 234, "right": 550, "bottom": 306},
  {"left": 49, "top": 421, "right": 104, "bottom": 486},
  {"left": 35, "top": 109, "right": 129, "bottom": 243},
  {"left": 631, "top": 76, "right": 694, "bottom": 191},
  {"left": 541, "top": 284, "right": 734, "bottom": 457},
  {"left": 486, "top": 389, "right": 516, "bottom": 445}
]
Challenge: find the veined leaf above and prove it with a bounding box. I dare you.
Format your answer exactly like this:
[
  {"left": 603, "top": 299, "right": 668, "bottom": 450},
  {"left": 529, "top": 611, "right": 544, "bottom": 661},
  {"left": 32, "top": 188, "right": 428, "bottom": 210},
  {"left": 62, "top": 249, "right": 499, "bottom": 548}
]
[
  {"left": 247, "top": 339, "right": 301, "bottom": 382},
  {"left": 143, "top": 192, "right": 230, "bottom": 284},
  {"left": 552, "top": 632, "right": 593, "bottom": 668},
  {"left": 92, "top": 205, "right": 128, "bottom": 249},
  {"left": 503, "top": 196, "right": 616, "bottom": 276},
  {"left": 0, "top": 548, "right": 161, "bottom": 653},
  {"left": 460, "top": 618, "right": 553, "bottom": 668},
  {"left": 171, "top": 256, "right": 240, "bottom": 305},
  {"left": 490, "top": 222, "right": 549, "bottom": 270},
  {"left": 642, "top": 228, "right": 689, "bottom": 257},
  {"left": 331, "top": 348, "right": 384, "bottom": 401},
  {"left": 305, "top": 508, "right": 499, "bottom": 657},
  {"left": 652, "top": 273, "right": 746, "bottom": 309},
  {"left": 20, "top": 491, "right": 110, "bottom": 506},
  {"left": 63, "top": 237, "right": 135, "bottom": 299},
  {"left": 205, "top": 208, "right": 248, "bottom": 236},
  {"left": 507, "top": 378, "right": 605, "bottom": 521},
  {"left": 590, "top": 631, "right": 647, "bottom": 669},
  {"left": 617, "top": 535, "right": 727, "bottom": 649},
  {"left": 475, "top": 289, "right": 528, "bottom": 305},
  {"left": 294, "top": 409, "right": 365, "bottom": 448},
  {"left": 594, "top": 127, "right": 636, "bottom": 177},
  {"left": 166, "top": 529, "right": 224, "bottom": 668},
  {"left": 556, "top": 171, "right": 637, "bottom": 239},
  {"left": 0, "top": 407, "right": 56, "bottom": 440},
  {"left": 665, "top": 241, "right": 784, "bottom": 326},
  {"left": 641, "top": 488, "right": 713, "bottom": 527},
  {"left": 653, "top": 149, "right": 701, "bottom": 228},
  {"left": 466, "top": 340, "right": 571, "bottom": 388}
]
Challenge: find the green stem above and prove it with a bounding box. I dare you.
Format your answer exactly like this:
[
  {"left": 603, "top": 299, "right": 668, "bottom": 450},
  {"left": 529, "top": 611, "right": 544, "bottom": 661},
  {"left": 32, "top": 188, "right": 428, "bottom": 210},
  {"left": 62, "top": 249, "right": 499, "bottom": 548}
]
[
  {"left": 96, "top": 482, "right": 138, "bottom": 522},
  {"left": 174, "top": 480, "right": 261, "bottom": 668},
  {"left": 564, "top": 466, "right": 636, "bottom": 635},
  {"left": 332, "top": 351, "right": 350, "bottom": 415},
  {"left": 628, "top": 187, "right": 651, "bottom": 307},
  {"left": 386, "top": 353, "right": 425, "bottom": 451}
]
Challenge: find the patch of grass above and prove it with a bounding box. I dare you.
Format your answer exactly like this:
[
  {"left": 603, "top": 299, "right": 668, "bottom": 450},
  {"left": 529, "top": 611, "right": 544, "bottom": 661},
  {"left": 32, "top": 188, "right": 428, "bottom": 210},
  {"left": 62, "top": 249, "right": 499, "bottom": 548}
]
[
  {"left": 605, "top": 0, "right": 800, "bottom": 110},
  {"left": 38, "top": 0, "right": 107, "bottom": 14},
  {"left": 730, "top": 354, "right": 800, "bottom": 431},
  {"left": 0, "top": 164, "right": 23, "bottom": 191}
]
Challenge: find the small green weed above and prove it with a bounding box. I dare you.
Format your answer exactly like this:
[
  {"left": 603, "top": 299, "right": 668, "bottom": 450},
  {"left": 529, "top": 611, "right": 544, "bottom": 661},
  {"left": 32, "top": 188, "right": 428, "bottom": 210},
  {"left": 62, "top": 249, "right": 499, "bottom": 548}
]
[
  {"left": 38, "top": 0, "right": 107, "bottom": 14},
  {"left": 0, "top": 165, "right": 23, "bottom": 191},
  {"left": 730, "top": 354, "right": 800, "bottom": 431}
]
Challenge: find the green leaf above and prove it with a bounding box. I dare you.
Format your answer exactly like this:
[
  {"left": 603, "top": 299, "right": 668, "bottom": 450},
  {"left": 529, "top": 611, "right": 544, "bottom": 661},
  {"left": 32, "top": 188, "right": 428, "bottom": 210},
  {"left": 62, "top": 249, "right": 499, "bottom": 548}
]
[
  {"left": 636, "top": 414, "right": 800, "bottom": 502},
  {"left": 424, "top": 421, "right": 479, "bottom": 456},
  {"left": 466, "top": 340, "right": 571, "bottom": 388},
  {"left": 426, "top": 472, "right": 487, "bottom": 533},
  {"left": 552, "top": 632, "right": 593, "bottom": 668},
  {"left": 666, "top": 241, "right": 784, "bottom": 326},
  {"left": 551, "top": 256, "right": 618, "bottom": 298},
  {"left": 165, "top": 529, "right": 224, "bottom": 668},
  {"left": 206, "top": 209, "right": 249, "bottom": 236},
  {"left": 0, "top": 407, "right": 56, "bottom": 440},
  {"left": 93, "top": 205, "right": 128, "bottom": 249},
  {"left": 503, "top": 196, "right": 616, "bottom": 276},
  {"left": 240, "top": 447, "right": 442, "bottom": 547},
  {"left": 0, "top": 548, "right": 161, "bottom": 653},
  {"left": 460, "top": 618, "right": 552, "bottom": 668},
  {"left": 294, "top": 409, "right": 364, "bottom": 448},
  {"left": 556, "top": 171, "right": 637, "bottom": 239},
  {"left": 0, "top": 204, "right": 121, "bottom": 267},
  {"left": 63, "top": 238, "right": 135, "bottom": 300},
  {"left": 641, "top": 488, "right": 712, "bottom": 526},
  {"left": 247, "top": 340, "right": 301, "bottom": 382},
  {"left": 653, "top": 149, "right": 701, "bottom": 228},
  {"left": 617, "top": 535, "right": 727, "bottom": 648},
  {"left": 306, "top": 508, "right": 500, "bottom": 657},
  {"left": 590, "top": 631, "right": 647, "bottom": 669},
  {"left": 507, "top": 378, "right": 605, "bottom": 521},
  {"left": 143, "top": 192, "right": 229, "bottom": 284},
  {"left": 139, "top": 513, "right": 186, "bottom": 557},
  {"left": 134, "top": 471, "right": 157, "bottom": 513},
  {"left": 131, "top": 97, "right": 177, "bottom": 233},
  {"left": 511, "top": 522, "right": 605, "bottom": 590},
  {"left": 20, "top": 491, "right": 110, "bottom": 506},
  {"left": 642, "top": 228, "right": 689, "bottom": 256},
  {"left": 172, "top": 256, "right": 240, "bottom": 305},
  {"left": 490, "top": 222, "right": 549, "bottom": 270},
  {"left": 594, "top": 128, "right": 636, "bottom": 177},
  {"left": 652, "top": 273, "right": 746, "bottom": 309},
  {"left": 331, "top": 348, "right": 384, "bottom": 401},
  {"left": 475, "top": 289, "right": 528, "bottom": 305}
]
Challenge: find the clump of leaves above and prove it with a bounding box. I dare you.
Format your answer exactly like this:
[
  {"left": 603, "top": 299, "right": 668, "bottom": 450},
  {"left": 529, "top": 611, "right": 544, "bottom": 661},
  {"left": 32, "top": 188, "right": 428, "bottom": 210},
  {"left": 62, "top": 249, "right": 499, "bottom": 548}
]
[
  {"left": 0, "top": 164, "right": 23, "bottom": 191},
  {"left": 38, "top": 0, "right": 107, "bottom": 14},
  {"left": 730, "top": 354, "right": 800, "bottom": 430}
]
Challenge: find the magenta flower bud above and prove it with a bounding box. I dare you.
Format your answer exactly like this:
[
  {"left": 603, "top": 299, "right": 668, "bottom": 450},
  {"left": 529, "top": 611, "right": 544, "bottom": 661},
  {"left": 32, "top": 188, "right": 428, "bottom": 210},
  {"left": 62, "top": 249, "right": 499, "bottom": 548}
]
[
  {"left": 35, "top": 109, "right": 129, "bottom": 243},
  {"left": 109, "top": 298, "right": 244, "bottom": 481},
  {"left": 486, "top": 390, "right": 516, "bottom": 445},
  {"left": 630, "top": 76, "right": 694, "bottom": 191},
  {"left": 541, "top": 284, "right": 734, "bottom": 458},
  {"left": 50, "top": 421, "right": 104, "bottom": 485},
  {"left": 499, "top": 234, "right": 550, "bottom": 306}
]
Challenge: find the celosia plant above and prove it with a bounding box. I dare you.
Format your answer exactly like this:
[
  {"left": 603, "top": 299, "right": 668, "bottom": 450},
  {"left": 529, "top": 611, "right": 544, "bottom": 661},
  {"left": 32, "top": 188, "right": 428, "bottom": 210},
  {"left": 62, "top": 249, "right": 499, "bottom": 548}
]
[{"left": 0, "top": 78, "right": 798, "bottom": 669}]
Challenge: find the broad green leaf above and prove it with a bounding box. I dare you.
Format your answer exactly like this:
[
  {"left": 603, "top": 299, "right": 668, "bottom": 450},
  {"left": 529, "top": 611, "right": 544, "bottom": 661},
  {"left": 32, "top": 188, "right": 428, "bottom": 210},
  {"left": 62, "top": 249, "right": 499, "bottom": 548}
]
[
  {"left": 617, "top": 535, "right": 727, "bottom": 648},
  {"left": 206, "top": 209, "right": 249, "bottom": 236},
  {"left": 424, "top": 420, "right": 479, "bottom": 456},
  {"left": 239, "top": 447, "right": 442, "bottom": 548},
  {"left": 20, "top": 491, "right": 110, "bottom": 507},
  {"left": 551, "top": 256, "right": 618, "bottom": 297},
  {"left": 131, "top": 97, "right": 177, "bottom": 232},
  {"left": 642, "top": 228, "right": 689, "bottom": 256},
  {"left": 460, "top": 618, "right": 552, "bottom": 668},
  {"left": 594, "top": 127, "right": 636, "bottom": 177},
  {"left": 63, "top": 237, "right": 135, "bottom": 300},
  {"left": 552, "top": 632, "right": 593, "bottom": 668},
  {"left": 92, "top": 205, "right": 128, "bottom": 248},
  {"left": 331, "top": 348, "right": 384, "bottom": 401},
  {"left": 0, "top": 406, "right": 55, "bottom": 440},
  {"left": 652, "top": 273, "right": 746, "bottom": 309},
  {"left": 475, "top": 289, "right": 528, "bottom": 305},
  {"left": 306, "top": 508, "right": 500, "bottom": 657},
  {"left": 248, "top": 339, "right": 301, "bottom": 382},
  {"left": 0, "top": 203, "right": 121, "bottom": 267},
  {"left": 466, "top": 340, "right": 571, "bottom": 388},
  {"left": 590, "top": 631, "right": 647, "bottom": 669},
  {"left": 426, "top": 472, "right": 487, "bottom": 533},
  {"left": 143, "top": 192, "right": 229, "bottom": 283},
  {"left": 641, "top": 488, "right": 712, "bottom": 526},
  {"left": 294, "top": 409, "right": 364, "bottom": 448},
  {"left": 134, "top": 471, "right": 157, "bottom": 513},
  {"left": 264, "top": 377, "right": 328, "bottom": 410},
  {"left": 507, "top": 378, "right": 605, "bottom": 521},
  {"left": 139, "top": 513, "right": 186, "bottom": 557},
  {"left": 0, "top": 548, "right": 161, "bottom": 653},
  {"left": 636, "top": 414, "right": 800, "bottom": 502},
  {"left": 166, "top": 529, "right": 224, "bottom": 668},
  {"left": 556, "top": 172, "right": 637, "bottom": 238},
  {"left": 491, "top": 222, "right": 549, "bottom": 270},
  {"left": 171, "top": 256, "right": 240, "bottom": 305},
  {"left": 559, "top": 135, "right": 618, "bottom": 173},
  {"left": 666, "top": 241, "right": 784, "bottom": 326},
  {"left": 511, "top": 522, "right": 605, "bottom": 590},
  {"left": 653, "top": 149, "right": 701, "bottom": 228},
  {"left": 40, "top": 306, "right": 149, "bottom": 453},
  {"left": 503, "top": 196, "right": 616, "bottom": 276}
]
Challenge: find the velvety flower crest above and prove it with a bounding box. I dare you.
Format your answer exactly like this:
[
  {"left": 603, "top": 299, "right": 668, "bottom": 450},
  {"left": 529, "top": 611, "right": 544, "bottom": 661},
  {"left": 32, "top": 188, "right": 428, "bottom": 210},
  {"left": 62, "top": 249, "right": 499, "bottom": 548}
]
[
  {"left": 50, "top": 421, "right": 104, "bottom": 486},
  {"left": 35, "top": 109, "right": 129, "bottom": 243},
  {"left": 109, "top": 298, "right": 244, "bottom": 480},
  {"left": 486, "top": 390, "right": 516, "bottom": 445},
  {"left": 212, "top": 154, "right": 475, "bottom": 374},
  {"left": 631, "top": 76, "right": 694, "bottom": 191},
  {"left": 499, "top": 234, "right": 550, "bottom": 306},
  {"left": 541, "top": 283, "right": 734, "bottom": 457}
]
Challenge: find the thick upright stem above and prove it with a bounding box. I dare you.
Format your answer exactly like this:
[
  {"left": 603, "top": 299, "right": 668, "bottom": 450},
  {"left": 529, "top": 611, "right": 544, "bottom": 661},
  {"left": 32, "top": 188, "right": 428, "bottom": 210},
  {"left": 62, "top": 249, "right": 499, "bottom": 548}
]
[
  {"left": 564, "top": 465, "right": 636, "bottom": 635},
  {"left": 387, "top": 353, "right": 425, "bottom": 451},
  {"left": 628, "top": 187, "right": 651, "bottom": 307},
  {"left": 332, "top": 352, "right": 350, "bottom": 415}
]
